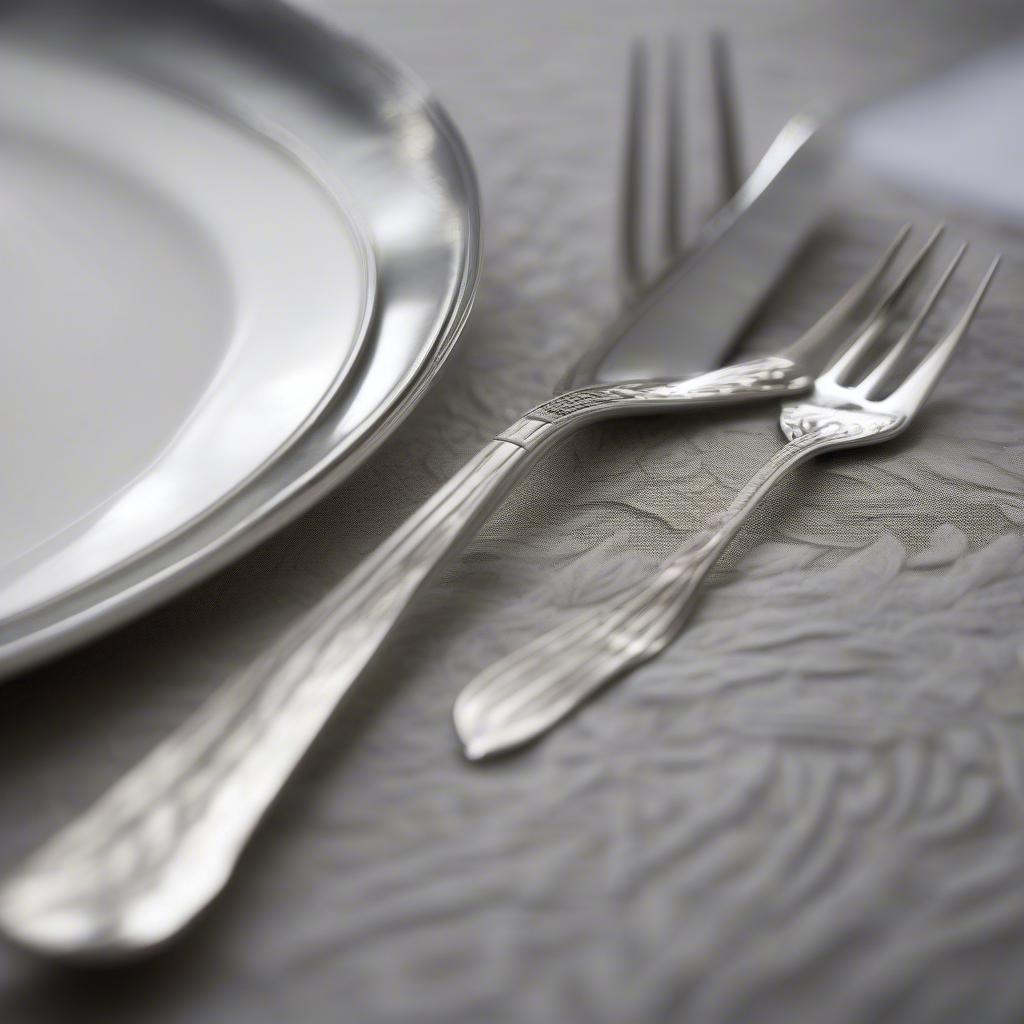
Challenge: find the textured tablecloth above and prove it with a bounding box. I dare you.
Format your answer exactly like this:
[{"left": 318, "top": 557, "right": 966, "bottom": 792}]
[{"left": 3, "top": 2, "right": 1024, "bottom": 1022}]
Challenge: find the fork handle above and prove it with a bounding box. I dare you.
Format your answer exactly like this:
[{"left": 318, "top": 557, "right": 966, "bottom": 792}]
[
  {"left": 454, "top": 418, "right": 851, "bottom": 759},
  {"left": 0, "top": 359, "right": 806, "bottom": 961}
]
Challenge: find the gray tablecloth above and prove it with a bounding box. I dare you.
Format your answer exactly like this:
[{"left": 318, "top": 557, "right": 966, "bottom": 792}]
[{"left": 3, "top": 2, "right": 1024, "bottom": 1022}]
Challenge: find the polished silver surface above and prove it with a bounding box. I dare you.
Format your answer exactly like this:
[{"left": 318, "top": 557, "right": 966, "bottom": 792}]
[
  {"left": 574, "top": 117, "right": 830, "bottom": 386},
  {"left": 455, "top": 238, "right": 1001, "bottom": 759},
  {"left": 0, "top": 40, "right": 837, "bottom": 962},
  {"left": 0, "top": 0, "right": 481, "bottom": 680}
]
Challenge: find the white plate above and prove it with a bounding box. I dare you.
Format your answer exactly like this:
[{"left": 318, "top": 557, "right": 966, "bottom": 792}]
[
  {"left": 1, "top": 42, "right": 376, "bottom": 621},
  {"left": 0, "top": 0, "right": 480, "bottom": 678}
]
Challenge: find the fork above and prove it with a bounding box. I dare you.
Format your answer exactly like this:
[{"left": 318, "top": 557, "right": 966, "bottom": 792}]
[
  {"left": 0, "top": 222, "right": 916, "bottom": 961},
  {"left": 619, "top": 33, "right": 744, "bottom": 299},
  {"left": 454, "top": 240, "right": 1001, "bottom": 759}
]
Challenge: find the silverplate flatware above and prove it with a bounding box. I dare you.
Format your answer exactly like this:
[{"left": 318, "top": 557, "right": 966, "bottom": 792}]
[
  {"left": 618, "top": 34, "right": 743, "bottom": 303},
  {"left": 0, "top": 39, "right": 837, "bottom": 962},
  {"left": 454, "top": 238, "right": 1001, "bottom": 759}
]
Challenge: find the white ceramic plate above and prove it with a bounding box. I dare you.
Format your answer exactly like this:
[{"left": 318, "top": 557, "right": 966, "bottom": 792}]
[
  {"left": 1, "top": 42, "right": 376, "bottom": 622},
  {"left": 0, "top": 0, "right": 480, "bottom": 678}
]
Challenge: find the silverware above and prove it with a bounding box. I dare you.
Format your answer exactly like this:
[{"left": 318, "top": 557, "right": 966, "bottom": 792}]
[
  {"left": 618, "top": 34, "right": 743, "bottom": 302},
  {"left": 454, "top": 237, "right": 1001, "bottom": 759},
  {"left": 0, "top": 39, "right": 834, "bottom": 962}
]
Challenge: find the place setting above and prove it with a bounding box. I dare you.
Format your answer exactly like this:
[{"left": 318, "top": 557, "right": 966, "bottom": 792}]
[{"left": 2, "top": 1, "right": 1022, "bottom": 1020}]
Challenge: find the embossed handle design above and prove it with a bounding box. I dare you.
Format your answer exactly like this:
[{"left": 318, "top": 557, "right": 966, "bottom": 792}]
[
  {"left": 0, "top": 359, "right": 808, "bottom": 961},
  {"left": 455, "top": 414, "right": 872, "bottom": 759}
]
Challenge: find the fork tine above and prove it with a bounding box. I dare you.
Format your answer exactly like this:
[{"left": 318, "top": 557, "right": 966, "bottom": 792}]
[
  {"left": 782, "top": 223, "right": 911, "bottom": 368},
  {"left": 710, "top": 31, "right": 743, "bottom": 205},
  {"left": 857, "top": 242, "right": 966, "bottom": 397},
  {"left": 619, "top": 40, "right": 648, "bottom": 298},
  {"left": 663, "top": 37, "right": 685, "bottom": 258},
  {"left": 885, "top": 256, "right": 1000, "bottom": 410},
  {"left": 817, "top": 224, "right": 944, "bottom": 387}
]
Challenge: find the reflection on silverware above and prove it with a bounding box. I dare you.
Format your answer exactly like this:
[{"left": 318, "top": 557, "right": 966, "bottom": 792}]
[{"left": 455, "top": 238, "right": 1000, "bottom": 759}]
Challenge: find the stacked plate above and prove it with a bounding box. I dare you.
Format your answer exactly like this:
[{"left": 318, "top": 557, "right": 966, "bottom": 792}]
[{"left": 0, "top": 0, "right": 481, "bottom": 678}]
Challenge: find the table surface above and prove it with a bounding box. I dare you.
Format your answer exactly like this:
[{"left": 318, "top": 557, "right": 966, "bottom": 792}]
[{"left": 3, "top": 2, "right": 1024, "bottom": 1022}]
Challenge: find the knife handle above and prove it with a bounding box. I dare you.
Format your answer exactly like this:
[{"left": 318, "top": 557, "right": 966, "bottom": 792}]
[
  {"left": 0, "top": 358, "right": 806, "bottom": 961},
  {"left": 0, "top": 430, "right": 553, "bottom": 961}
]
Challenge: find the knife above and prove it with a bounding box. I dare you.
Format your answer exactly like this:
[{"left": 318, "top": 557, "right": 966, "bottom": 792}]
[{"left": 0, "top": 115, "right": 838, "bottom": 962}]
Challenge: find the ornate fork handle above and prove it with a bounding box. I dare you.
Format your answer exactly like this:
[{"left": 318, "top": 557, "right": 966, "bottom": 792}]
[
  {"left": 0, "top": 357, "right": 807, "bottom": 960},
  {"left": 455, "top": 407, "right": 893, "bottom": 759}
]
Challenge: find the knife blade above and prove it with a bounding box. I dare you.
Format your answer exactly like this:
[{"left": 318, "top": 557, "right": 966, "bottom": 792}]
[{"left": 565, "top": 114, "right": 835, "bottom": 387}]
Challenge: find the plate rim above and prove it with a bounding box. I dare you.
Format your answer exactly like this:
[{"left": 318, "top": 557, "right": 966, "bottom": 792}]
[
  {"left": 0, "top": 0, "right": 482, "bottom": 680},
  {"left": 0, "top": 38, "right": 381, "bottom": 622}
]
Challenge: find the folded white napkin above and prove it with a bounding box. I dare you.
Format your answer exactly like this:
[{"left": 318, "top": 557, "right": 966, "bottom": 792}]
[{"left": 847, "top": 39, "right": 1024, "bottom": 221}]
